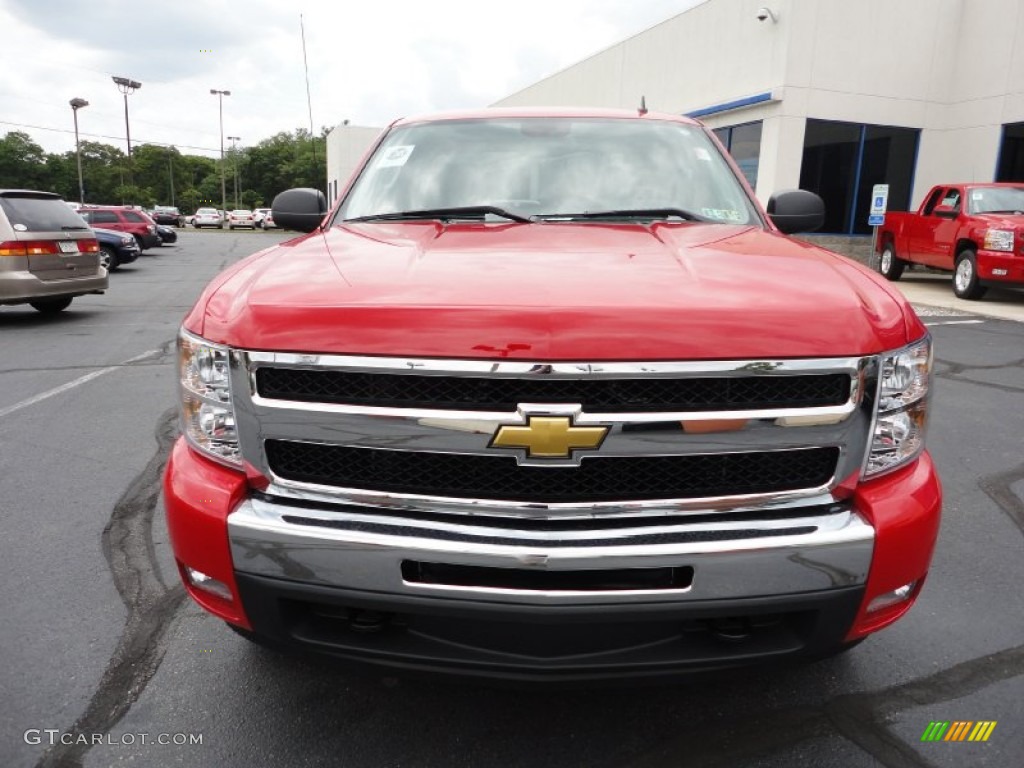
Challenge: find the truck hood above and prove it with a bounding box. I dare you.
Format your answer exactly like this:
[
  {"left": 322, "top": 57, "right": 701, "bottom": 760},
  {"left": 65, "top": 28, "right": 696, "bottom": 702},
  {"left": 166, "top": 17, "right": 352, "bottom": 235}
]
[
  {"left": 974, "top": 212, "right": 1024, "bottom": 228},
  {"left": 193, "top": 221, "right": 918, "bottom": 360}
]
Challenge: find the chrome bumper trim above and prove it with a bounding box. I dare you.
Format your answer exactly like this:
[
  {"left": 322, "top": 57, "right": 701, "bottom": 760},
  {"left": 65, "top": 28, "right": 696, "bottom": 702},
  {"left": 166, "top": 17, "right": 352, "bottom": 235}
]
[{"left": 228, "top": 497, "right": 875, "bottom": 605}]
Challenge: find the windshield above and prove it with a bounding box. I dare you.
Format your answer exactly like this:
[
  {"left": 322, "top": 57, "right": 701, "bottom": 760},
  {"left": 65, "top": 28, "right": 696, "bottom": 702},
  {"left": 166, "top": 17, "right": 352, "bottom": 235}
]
[
  {"left": 337, "top": 117, "right": 760, "bottom": 225},
  {"left": 969, "top": 186, "right": 1024, "bottom": 215}
]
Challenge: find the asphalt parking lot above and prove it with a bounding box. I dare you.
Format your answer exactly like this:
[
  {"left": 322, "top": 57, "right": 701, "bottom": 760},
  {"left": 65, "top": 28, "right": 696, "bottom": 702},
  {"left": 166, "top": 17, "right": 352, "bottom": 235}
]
[{"left": 1, "top": 231, "right": 1022, "bottom": 768}]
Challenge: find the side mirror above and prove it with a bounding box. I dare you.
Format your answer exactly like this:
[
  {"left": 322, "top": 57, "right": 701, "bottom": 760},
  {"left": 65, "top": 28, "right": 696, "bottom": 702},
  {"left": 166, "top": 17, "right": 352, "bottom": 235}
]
[
  {"left": 933, "top": 204, "right": 958, "bottom": 219},
  {"left": 272, "top": 188, "right": 328, "bottom": 233},
  {"left": 766, "top": 189, "right": 825, "bottom": 234}
]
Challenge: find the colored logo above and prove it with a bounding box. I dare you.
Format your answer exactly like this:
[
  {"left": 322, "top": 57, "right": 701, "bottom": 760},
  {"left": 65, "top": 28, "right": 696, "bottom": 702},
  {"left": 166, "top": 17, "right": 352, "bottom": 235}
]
[
  {"left": 920, "top": 721, "right": 997, "bottom": 742},
  {"left": 491, "top": 415, "right": 607, "bottom": 459}
]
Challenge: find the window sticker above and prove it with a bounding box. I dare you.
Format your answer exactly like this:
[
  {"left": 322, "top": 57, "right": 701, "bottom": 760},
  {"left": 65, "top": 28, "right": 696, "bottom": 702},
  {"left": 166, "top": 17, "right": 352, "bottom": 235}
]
[
  {"left": 694, "top": 147, "right": 712, "bottom": 162},
  {"left": 701, "top": 208, "right": 744, "bottom": 222},
  {"left": 377, "top": 145, "right": 415, "bottom": 168},
  {"left": 971, "top": 191, "right": 983, "bottom": 201}
]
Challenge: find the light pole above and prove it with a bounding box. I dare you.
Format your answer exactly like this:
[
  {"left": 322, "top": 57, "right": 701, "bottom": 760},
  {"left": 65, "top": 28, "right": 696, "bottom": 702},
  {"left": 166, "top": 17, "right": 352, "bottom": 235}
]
[
  {"left": 210, "top": 89, "right": 231, "bottom": 217},
  {"left": 227, "top": 136, "right": 240, "bottom": 208},
  {"left": 112, "top": 76, "right": 141, "bottom": 192},
  {"left": 168, "top": 146, "right": 176, "bottom": 208},
  {"left": 69, "top": 98, "right": 89, "bottom": 203}
]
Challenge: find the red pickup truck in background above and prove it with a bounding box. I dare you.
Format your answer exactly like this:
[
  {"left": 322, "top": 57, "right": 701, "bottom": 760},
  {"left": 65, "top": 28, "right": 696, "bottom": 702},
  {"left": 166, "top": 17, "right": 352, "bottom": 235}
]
[{"left": 875, "top": 183, "right": 1024, "bottom": 300}]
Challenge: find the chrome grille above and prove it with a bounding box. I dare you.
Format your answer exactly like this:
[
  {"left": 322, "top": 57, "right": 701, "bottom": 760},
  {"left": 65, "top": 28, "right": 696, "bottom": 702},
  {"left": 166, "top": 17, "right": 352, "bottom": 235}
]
[{"left": 232, "top": 352, "right": 875, "bottom": 517}]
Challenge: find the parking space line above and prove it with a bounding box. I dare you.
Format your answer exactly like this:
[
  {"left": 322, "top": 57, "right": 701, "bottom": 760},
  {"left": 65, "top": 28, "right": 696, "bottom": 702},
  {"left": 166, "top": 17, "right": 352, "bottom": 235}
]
[
  {"left": 923, "top": 320, "right": 986, "bottom": 326},
  {"left": 0, "top": 347, "right": 163, "bottom": 419}
]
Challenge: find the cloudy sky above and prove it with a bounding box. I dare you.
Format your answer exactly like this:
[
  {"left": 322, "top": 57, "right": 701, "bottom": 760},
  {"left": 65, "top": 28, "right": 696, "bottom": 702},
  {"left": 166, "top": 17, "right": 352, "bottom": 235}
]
[{"left": 1, "top": 0, "right": 704, "bottom": 158}]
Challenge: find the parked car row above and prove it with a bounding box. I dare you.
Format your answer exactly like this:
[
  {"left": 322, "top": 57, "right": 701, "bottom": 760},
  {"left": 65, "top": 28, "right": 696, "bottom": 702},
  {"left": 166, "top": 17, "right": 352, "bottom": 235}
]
[
  {"left": 76, "top": 204, "right": 179, "bottom": 269},
  {"left": 188, "top": 207, "right": 278, "bottom": 229},
  {"left": 3, "top": 190, "right": 288, "bottom": 316}
]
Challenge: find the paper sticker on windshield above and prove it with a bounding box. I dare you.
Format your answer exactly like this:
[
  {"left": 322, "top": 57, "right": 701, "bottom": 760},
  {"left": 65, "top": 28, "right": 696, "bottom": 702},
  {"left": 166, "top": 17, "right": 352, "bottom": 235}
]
[
  {"left": 971, "top": 191, "right": 983, "bottom": 201},
  {"left": 377, "top": 145, "right": 415, "bottom": 168},
  {"left": 701, "top": 208, "right": 744, "bottom": 222},
  {"left": 694, "top": 147, "right": 712, "bottom": 162}
]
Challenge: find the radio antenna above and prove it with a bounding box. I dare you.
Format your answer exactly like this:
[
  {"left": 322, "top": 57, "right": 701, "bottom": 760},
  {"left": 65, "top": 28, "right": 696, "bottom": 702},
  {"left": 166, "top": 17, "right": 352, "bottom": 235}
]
[{"left": 300, "top": 14, "right": 322, "bottom": 194}]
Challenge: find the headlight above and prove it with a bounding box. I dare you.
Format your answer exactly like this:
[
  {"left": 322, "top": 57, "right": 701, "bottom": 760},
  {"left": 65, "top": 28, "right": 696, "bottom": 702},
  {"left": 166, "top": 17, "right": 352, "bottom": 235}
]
[
  {"left": 863, "top": 336, "right": 932, "bottom": 478},
  {"left": 178, "top": 330, "right": 241, "bottom": 467},
  {"left": 983, "top": 229, "right": 1014, "bottom": 252}
]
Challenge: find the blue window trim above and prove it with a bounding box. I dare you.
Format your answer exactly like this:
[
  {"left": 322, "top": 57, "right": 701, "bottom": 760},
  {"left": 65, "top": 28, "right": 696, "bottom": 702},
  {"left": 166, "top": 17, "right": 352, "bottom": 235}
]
[
  {"left": 803, "top": 118, "right": 921, "bottom": 235},
  {"left": 847, "top": 124, "right": 867, "bottom": 234},
  {"left": 685, "top": 92, "right": 774, "bottom": 119}
]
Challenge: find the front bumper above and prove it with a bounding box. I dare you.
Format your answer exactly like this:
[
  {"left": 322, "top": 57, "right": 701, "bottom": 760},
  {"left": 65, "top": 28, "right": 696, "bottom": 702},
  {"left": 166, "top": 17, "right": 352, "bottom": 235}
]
[
  {"left": 976, "top": 249, "right": 1024, "bottom": 285},
  {"left": 164, "top": 440, "right": 941, "bottom": 679}
]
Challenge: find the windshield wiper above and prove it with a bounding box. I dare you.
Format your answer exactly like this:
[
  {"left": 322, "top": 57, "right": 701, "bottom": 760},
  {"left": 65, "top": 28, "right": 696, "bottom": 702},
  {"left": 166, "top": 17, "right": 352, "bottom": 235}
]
[
  {"left": 346, "top": 206, "right": 530, "bottom": 224},
  {"left": 61, "top": 225, "right": 89, "bottom": 230},
  {"left": 532, "top": 208, "right": 708, "bottom": 222},
  {"left": 979, "top": 209, "right": 1024, "bottom": 215}
]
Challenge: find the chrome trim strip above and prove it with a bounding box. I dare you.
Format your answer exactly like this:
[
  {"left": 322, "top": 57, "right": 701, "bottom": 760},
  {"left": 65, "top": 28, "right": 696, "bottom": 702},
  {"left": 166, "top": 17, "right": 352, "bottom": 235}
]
[
  {"left": 249, "top": 394, "right": 858, "bottom": 426},
  {"left": 258, "top": 482, "right": 840, "bottom": 519},
  {"left": 228, "top": 497, "right": 875, "bottom": 604},
  {"left": 243, "top": 352, "right": 866, "bottom": 378}
]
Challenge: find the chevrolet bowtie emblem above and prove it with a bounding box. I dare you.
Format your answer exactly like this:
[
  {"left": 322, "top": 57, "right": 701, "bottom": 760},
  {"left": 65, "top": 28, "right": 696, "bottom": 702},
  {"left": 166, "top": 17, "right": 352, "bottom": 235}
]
[{"left": 491, "top": 416, "right": 608, "bottom": 459}]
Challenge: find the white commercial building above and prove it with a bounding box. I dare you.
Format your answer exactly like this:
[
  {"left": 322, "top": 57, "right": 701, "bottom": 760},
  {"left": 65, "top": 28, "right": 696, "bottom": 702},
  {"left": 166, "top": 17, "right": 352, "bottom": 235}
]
[
  {"left": 325, "top": 124, "right": 382, "bottom": 204},
  {"left": 327, "top": 0, "right": 1024, "bottom": 235},
  {"left": 493, "top": 0, "right": 1024, "bottom": 234}
]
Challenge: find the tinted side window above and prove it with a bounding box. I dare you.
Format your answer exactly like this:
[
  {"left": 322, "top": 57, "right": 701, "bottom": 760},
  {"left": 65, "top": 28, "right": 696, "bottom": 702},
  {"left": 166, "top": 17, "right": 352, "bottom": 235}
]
[
  {"left": 0, "top": 195, "right": 90, "bottom": 232},
  {"left": 92, "top": 211, "right": 119, "bottom": 223},
  {"left": 122, "top": 212, "right": 145, "bottom": 223},
  {"left": 922, "top": 188, "right": 944, "bottom": 216}
]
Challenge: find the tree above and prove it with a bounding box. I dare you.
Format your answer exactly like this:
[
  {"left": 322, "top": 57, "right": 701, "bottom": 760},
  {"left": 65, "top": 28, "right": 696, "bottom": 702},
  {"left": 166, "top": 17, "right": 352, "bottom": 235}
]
[
  {"left": 133, "top": 144, "right": 185, "bottom": 206},
  {"left": 0, "top": 132, "right": 48, "bottom": 189},
  {"left": 241, "top": 189, "right": 261, "bottom": 209},
  {"left": 246, "top": 128, "right": 327, "bottom": 204},
  {"left": 0, "top": 128, "right": 328, "bottom": 211},
  {"left": 178, "top": 187, "right": 201, "bottom": 215},
  {"left": 78, "top": 141, "right": 127, "bottom": 204},
  {"left": 45, "top": 153, "right": 77, "bottom": 201}
]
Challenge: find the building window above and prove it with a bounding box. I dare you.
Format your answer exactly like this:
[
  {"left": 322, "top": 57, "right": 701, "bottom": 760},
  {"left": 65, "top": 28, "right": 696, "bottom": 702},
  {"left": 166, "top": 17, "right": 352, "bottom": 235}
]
[
  {"left": 799, "top": 119, "right": 919, "bottom": 235},
  {"left": 713, "top": 121, "right": 762, "bottom": 190},
  {"left": 996, "top": 122, "right": 1024, "bottom": 182}
]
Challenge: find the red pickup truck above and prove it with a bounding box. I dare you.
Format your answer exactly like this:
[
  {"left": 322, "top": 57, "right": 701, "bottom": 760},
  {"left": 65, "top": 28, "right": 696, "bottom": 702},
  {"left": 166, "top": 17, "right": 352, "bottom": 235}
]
[
  {"left": 163, "top": 108, "right": 941, "bottom": 682},
  {"left": 875, "top": 182, "right": 1024, "bottom": 299}
]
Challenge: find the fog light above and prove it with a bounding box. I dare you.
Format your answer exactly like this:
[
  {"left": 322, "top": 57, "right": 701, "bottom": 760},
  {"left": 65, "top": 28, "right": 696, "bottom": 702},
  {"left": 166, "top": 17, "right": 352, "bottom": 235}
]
[
  {"left": 185, "top": 566, "right": 233, "bottom": 601},
  {"left": 866, "top": 581, "right": 916, "bottom": 613}
]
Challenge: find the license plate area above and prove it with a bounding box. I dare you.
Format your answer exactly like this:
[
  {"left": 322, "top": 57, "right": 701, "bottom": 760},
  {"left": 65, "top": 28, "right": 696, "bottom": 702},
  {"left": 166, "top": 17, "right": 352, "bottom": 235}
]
[
  {"left": 401, "top": 561, "right": 694, "bottom": 593},
  {"left": 58, "top": 241, "right": 77, "bottom": 253}
]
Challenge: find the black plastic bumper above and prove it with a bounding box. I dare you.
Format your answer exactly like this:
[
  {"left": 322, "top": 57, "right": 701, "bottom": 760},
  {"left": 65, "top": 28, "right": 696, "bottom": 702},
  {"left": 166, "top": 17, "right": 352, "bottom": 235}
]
[{"left": 234, "top": 573, "right": 864, "bottom": 683}]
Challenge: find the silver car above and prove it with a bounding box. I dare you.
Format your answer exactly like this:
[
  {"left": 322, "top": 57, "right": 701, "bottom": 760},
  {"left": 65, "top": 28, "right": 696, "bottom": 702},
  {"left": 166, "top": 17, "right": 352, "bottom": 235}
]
[
  {"left": 0, "top": 190, "right": 107, "bottom": 314},
  {"left": 193, "top": 207, "right": 223, "bottom": 229}
]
